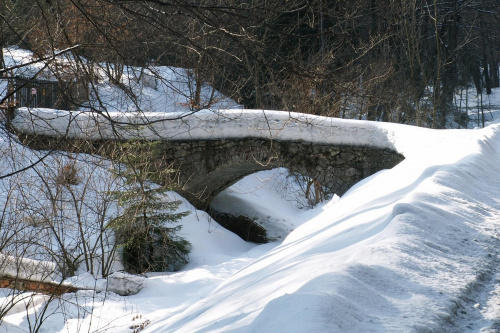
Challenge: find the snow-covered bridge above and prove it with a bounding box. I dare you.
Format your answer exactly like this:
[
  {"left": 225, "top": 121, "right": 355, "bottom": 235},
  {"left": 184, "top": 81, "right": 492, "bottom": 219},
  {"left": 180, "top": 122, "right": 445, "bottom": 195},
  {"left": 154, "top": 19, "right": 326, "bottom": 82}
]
[{"left": 10, "top": 108, "right": 404, "bottom": 211}]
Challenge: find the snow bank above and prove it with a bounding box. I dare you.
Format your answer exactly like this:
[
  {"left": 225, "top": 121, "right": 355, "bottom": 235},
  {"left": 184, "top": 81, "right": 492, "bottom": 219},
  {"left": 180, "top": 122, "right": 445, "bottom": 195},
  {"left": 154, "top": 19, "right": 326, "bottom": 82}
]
[{"left": 0, "top": 254, "right": 56, "bottom": 282}]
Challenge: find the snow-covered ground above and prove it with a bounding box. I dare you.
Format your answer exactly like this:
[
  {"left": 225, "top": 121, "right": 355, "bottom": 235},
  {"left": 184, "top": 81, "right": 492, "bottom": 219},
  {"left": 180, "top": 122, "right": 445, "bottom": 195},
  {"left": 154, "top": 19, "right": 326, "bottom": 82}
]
[
  {"left": 2, "top": 111, "right": 500, "bottom": 332},
  {"left": 3, "top": 47, "right": 500, "bottom": 332}
]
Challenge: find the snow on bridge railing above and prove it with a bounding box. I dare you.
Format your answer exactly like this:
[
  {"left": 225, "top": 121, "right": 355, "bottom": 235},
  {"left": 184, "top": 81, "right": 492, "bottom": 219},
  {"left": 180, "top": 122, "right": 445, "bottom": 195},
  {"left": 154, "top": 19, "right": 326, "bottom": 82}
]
[{"left": 11, "top": 108, "right": 400, "bottom": 151}]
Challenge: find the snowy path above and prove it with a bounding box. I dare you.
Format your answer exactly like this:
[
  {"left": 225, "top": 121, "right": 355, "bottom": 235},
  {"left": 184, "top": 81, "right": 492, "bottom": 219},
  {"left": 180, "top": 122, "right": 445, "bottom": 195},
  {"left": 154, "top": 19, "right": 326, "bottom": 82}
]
[
  {"left": 480, "top": 270, "right": 500, "bottom": 332},
  {"left": 444, "top": 236, "right": 500, "bottom": 332},
  {"left": 442, "top": 126, "right": 500, "bottom": 332},
  {"left": 443, "top": 232, "right": 500, "bottom": 332}
]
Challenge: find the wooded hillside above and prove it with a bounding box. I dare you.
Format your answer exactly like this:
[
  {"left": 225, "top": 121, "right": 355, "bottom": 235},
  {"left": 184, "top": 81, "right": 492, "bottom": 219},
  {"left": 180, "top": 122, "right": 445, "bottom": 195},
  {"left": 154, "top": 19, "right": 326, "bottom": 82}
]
[{"left": 2, "top": 0, "right": 499, "bottom": 128}]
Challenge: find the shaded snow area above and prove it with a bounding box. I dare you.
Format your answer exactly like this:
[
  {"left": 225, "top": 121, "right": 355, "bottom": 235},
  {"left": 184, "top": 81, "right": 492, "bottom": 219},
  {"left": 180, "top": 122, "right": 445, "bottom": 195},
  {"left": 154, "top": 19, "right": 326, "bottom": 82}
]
[
  {"left": 210, "top": 168, "right": 337, "bottom": 241},
  {"left": 1, "top": 47, "right": 239, "bottom": 113},
  {"left": 3, "top": 114, "right": 500, "bottom": 332}
]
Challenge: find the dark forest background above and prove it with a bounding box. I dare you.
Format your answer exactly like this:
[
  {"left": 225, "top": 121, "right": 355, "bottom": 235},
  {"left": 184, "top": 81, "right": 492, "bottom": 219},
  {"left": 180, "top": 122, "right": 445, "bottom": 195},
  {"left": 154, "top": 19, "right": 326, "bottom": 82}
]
[{"left": 2, "top": 0, "right": 500, "bottom": 128}]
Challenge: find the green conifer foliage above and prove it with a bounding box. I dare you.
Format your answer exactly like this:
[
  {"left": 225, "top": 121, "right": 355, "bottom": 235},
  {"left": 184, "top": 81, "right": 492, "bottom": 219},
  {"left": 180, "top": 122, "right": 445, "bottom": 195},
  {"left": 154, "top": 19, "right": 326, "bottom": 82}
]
[{"left": 110, "top": 141, "right": 190, "bottom": 273}]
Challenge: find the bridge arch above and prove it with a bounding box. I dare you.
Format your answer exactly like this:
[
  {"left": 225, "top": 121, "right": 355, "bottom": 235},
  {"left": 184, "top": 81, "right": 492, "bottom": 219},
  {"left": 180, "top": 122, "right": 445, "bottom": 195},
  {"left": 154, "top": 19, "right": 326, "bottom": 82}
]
[{"left": 158, "top": 138, "right": 404, "bottom": 211}]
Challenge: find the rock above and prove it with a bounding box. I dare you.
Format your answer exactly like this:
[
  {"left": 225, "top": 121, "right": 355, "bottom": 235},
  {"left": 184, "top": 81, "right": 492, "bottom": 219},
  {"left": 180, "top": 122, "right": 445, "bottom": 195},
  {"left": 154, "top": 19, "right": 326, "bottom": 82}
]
[{"left": 105, "top": 272, "right": 145, "bottom": 296}]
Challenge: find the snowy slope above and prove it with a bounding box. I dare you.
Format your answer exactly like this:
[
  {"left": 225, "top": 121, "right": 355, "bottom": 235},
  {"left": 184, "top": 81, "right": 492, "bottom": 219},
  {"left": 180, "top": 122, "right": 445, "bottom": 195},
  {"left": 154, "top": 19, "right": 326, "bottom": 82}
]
[
  {"left": 1, "top": 47, "right": 239, "bottom": 113},
  {"left": 137, "top": 122, "right": 500, "bottom": 332}
]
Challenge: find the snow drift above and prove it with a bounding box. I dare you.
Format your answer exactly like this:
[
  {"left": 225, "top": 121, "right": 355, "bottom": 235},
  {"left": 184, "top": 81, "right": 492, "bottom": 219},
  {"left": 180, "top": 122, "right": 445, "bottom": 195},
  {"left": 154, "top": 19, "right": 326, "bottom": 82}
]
[{"left": 141, "top": 122, "right": 500, "bottom": 332}]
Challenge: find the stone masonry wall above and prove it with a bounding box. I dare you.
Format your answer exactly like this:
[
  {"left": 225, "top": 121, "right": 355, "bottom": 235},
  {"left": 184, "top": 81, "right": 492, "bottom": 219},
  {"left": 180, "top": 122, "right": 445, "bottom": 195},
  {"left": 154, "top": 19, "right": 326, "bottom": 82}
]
[{"left": 158, "top": 138, "right": 405, "bottom": 210}]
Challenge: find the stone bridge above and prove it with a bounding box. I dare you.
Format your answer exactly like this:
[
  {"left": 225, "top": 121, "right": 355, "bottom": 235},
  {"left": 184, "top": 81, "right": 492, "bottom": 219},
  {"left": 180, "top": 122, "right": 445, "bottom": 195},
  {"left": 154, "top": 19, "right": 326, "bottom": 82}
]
[
  {"left": 11, "top": 108, "right": 404, "bottom": 218},
  {"left": 158, "top": 138, "right": 403, "bottom": 211}
]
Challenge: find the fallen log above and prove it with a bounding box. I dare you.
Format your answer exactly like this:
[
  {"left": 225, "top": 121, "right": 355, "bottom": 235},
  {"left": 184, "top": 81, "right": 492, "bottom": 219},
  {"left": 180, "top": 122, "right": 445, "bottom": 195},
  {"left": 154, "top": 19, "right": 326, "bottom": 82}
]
[{"left": 0, "top": 276, "right": 80, "bottom": 295}]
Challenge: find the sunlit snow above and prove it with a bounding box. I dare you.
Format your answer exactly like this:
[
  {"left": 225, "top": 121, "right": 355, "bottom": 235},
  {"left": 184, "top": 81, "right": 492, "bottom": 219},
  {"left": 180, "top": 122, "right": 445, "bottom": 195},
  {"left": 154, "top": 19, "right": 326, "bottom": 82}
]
[{"left": 2, "top": 48, "right": 500, "bottom": 332}]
